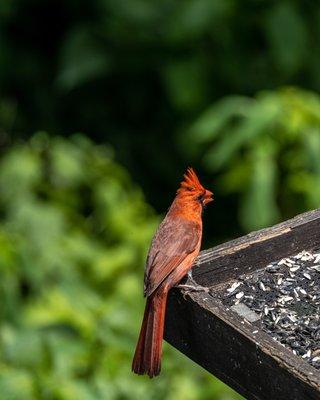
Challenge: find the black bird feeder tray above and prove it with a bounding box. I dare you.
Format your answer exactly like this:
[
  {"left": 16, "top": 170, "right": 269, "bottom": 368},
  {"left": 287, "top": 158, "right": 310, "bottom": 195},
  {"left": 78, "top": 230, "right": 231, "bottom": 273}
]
[{"left": 165, "top": 209, "right": 320, "bottom": 400}]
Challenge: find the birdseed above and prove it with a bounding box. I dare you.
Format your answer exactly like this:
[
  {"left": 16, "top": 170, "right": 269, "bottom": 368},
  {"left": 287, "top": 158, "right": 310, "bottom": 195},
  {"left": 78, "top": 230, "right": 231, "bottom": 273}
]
[{"left": 221, "top": 250, "right": 320, "bottom": 370}]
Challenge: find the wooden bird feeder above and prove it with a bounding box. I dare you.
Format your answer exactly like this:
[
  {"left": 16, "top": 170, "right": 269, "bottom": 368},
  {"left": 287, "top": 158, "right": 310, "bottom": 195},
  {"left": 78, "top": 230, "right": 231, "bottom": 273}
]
[{"left": 165, "top": 209, "right": 320, "bottom": 400}]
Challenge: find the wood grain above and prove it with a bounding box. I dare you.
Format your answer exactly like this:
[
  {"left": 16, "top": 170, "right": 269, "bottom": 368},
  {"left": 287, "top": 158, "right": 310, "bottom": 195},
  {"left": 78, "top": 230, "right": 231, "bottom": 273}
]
[{"left": 193, "top": 208, "right": 320, "bottom": 286}]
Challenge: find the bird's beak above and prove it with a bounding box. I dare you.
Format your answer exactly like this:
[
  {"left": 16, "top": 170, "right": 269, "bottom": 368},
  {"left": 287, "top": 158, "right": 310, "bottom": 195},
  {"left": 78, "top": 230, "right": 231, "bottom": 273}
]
[{"left": 203, "top": 190, "right": 213, "bottom": 205}]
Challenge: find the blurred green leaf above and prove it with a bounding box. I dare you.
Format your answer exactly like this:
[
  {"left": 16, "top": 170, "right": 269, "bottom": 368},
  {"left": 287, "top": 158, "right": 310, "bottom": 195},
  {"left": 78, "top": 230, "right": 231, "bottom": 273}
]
[
  {"left": 265, "top": 2, "right": 308, "bottom": 75},
  {"left": 0, "top": 367, "right": 35, "bottom": 400},
  {"left": 167, "top": 0, "right": 233, "bottom": 42},
  {"left": 0, "top": 134, "right": 242, "bottom": 400},
  {"left": 203, "top": 93, "right": 281, "bottom": 170},
  {"left": 188, "top": 87, "right": 320, "bottom": 231},
  {"left": 56, "top": 27, "right": 111, "bottom": 92},
  {"left": 188, "top": 96, "right": 253, "bottom": 144},
  {"left": 239, "top": 138, "right": 279, "bottom": 231},
  {"left": 163, "top": 58, "right": 207, "bottom": 110}
]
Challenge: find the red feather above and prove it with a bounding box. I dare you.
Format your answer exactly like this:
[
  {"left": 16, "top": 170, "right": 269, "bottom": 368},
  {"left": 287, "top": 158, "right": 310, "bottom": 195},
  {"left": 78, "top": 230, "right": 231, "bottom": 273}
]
[{"left": 132, "top": 168, "right": 212, "bottom": 377}]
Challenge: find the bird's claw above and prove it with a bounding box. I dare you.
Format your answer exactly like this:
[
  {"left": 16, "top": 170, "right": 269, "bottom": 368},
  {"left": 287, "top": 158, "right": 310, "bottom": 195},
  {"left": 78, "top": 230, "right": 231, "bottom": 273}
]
[{"left": 176, "top": 283, "right": 210, "bottom": 299}]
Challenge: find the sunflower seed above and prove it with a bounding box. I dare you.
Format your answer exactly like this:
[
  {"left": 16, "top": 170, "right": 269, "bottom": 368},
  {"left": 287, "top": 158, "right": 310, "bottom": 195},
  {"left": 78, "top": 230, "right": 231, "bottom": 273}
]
[
  {"left": 227, "top": 281, "right": 241, "bottom": 293},
  {"left": 222, "top": 248, "right": 320, "bottom": 370},
  {"left": 259, "top": 282, "right": 266, "bottom": 291}
]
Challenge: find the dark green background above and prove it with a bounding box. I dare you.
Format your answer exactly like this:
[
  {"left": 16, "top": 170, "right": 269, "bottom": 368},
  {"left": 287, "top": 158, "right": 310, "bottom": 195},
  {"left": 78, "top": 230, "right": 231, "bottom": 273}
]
[{"left": 0, "top": 1, "right": 320, "bottom": 399}]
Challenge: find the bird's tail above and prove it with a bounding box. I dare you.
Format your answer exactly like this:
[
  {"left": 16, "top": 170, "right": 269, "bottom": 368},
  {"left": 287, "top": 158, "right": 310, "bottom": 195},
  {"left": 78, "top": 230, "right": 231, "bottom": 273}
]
[{"left": 132, "top": 290, "right": 168, "bottom": 378}]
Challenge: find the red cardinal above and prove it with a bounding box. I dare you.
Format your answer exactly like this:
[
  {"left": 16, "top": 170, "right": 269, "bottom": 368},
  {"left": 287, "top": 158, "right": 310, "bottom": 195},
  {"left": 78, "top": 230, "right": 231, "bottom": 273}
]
[{"left": 132, "top": 168, "right": 213, "bottom": 377}]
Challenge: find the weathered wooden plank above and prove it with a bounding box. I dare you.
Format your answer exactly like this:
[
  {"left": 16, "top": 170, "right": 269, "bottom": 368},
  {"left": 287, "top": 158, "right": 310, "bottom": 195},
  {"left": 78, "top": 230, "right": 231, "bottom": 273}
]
[
  {"left": 165, "top": 209, "right": 320, "bottom": 400},
  {"left": 165, "top": 289, "right": 320, "bottom": 400},
  {"left": 194, "top": 208, "right": 320, "bottom": 286}
]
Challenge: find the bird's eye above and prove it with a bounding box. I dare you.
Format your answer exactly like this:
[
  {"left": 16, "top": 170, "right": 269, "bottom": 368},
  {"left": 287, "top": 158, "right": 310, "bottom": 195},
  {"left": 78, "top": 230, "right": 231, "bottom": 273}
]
[{"left": 197, "top": 194, "right": 204, "bottom": 202}]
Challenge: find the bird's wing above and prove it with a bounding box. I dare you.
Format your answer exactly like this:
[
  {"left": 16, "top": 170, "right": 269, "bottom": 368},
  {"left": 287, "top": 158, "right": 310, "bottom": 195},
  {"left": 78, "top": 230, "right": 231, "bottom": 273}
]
[{"left": 144, "top": 217, "right": 201, "bottom": 297}]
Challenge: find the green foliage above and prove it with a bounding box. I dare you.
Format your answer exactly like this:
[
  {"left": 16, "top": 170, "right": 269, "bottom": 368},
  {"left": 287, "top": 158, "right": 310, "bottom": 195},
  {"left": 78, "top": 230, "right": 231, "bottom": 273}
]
[
  {"left": 0, "top": 135, "right": 242, "bottom": 399},
  {"left": 1, "top": 1, "right": 320, "bottom": 213},
  {"left": 188, "top": 87, "right": 320, "bottom": 231},
  {"left": 2, "top": 2, "right": 319, "bottom": 395}
]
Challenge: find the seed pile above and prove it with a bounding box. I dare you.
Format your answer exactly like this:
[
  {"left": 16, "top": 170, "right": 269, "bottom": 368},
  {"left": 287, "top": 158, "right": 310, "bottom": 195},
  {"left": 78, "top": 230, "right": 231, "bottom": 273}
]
[{"left": 223, "top": 250, "right": 320, "bottom": 370}]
